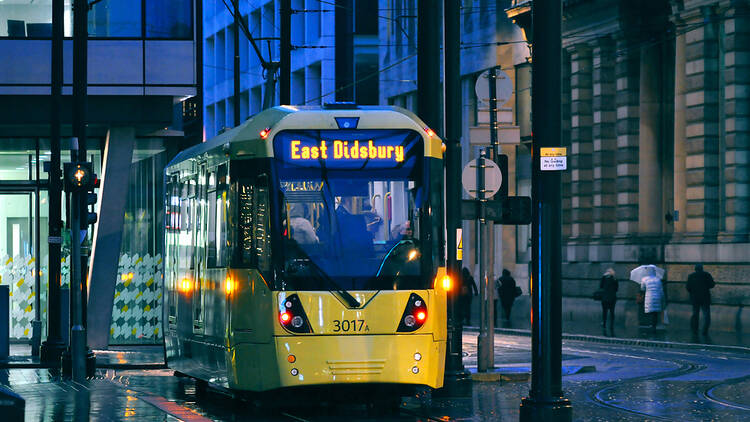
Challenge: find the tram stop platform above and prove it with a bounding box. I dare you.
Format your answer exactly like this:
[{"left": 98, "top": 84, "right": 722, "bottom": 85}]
[{"left": 1, "top": 332, "right": 749, "bottom": 421}]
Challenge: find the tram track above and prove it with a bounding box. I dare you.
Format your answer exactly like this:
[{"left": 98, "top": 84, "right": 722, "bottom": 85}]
[
  {"left": 697, "top": 375, "right": 750, "bottom": 412},
  {"left": 561, "top": 341, "right": 750, "bottom": 420},
  {"left": 588, "top": 357, "right": 705, "bottom": 421}
]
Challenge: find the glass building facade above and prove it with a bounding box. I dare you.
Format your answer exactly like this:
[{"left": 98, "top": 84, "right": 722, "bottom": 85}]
[
  {"left": 0, "top": 0, "right": 192, "bottom": 39},
  {"left": 0, "top": 138, "right": 173, "bottom": 345},
  {"left": 0, "top": 138, "right": 101, "bottom": 341}
]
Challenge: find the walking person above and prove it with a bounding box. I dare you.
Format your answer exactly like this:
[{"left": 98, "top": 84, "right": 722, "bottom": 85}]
[
  {"left": 496, "top": 269, "right": 518, "bottom": 327},
  {"left": 686, "top": 264, "right": 715, "bottom": 335},
  {"left": 640, "top": 266, "right": 665, "bottom": 331},
  {"left": 460, "top": 268, "right": 478, "bottom": 326},
  {"left": 599, "top": 268, "right": 618, "bottom": 335}
]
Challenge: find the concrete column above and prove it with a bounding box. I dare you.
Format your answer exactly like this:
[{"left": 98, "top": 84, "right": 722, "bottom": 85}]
[
  {"left": 638, "top": 40, "right": 663, "bottom": 234},
  {"left": 87, "top": 127, "right": 135, "bottom": 349},
  {"left": 591, "top": 37, "right": 617, "bottom": 237},
  {"left": 685, "top": 7, "right": 721, "bottom": 235},
  {"left": 723, "top": 4, "right": 750, "bottom": 238},
  {"left": 614, "top": 35, "right": 640, "bottom": 235},
  {"left": 673, "top": 21, "right": 688, "bottom": 234},
  {"left": 569, "top": 44, "right": 594, "bottom": 239}
]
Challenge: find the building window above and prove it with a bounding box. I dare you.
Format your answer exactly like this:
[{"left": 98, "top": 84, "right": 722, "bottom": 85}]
[
  {"left": 0, "top": 0, "right": 71, "bottom": 37},
  {"left": 145, "top": 0, "right": 193, "bottom": 39},
  {"left": 89, "top": 0, "right": 141, "bottom": 37},
  {"left": 0, "top": 0, "right": 192, "bottom": 39},
  {"left": 354, "top": 0, "right": 377, "bottom": 35}
]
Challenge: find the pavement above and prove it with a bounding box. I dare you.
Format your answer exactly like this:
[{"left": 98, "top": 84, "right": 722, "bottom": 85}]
[
  {"left": 466, "top": 296, "right": 750, "bottom": 348},
  {"left": 2, "top": 332, "right": 750, "bottom": 421}
]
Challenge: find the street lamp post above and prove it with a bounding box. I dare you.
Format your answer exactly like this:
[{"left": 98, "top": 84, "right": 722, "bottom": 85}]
[{"left": 519, "top": 0, "right": 572, "bottom": 419}]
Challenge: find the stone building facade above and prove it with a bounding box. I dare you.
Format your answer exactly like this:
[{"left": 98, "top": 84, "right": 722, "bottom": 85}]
[
  {"left": 379, "top": 0, "right": 749, "bottom": 334},
  {"left": 559, "top": 0, "right": 750, "bottom": 333}
]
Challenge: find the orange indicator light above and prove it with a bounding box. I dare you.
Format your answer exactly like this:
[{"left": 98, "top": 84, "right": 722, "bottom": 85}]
[
  {"left": 179, "top": 278, "right": 192, "bottom": 292},
  {"left": 439, "top": 275, "right": 451, "bottom": 291},
  {"left": 287, "top": 355, "right": 296, "bottom": 363},
  {"left": 260, "top": 128, "right": 270, "bottom": 139},
  {"left": 224, "top": 278, "right": 234, "bottom": 294}
]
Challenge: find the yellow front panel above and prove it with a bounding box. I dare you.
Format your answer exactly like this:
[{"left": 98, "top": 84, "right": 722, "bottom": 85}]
[
  {"left": 227, "top": 286, "right": 447, "bottom": 392},
  {"left": 229, "top": 334, "right": 445, "bottom": 391}
]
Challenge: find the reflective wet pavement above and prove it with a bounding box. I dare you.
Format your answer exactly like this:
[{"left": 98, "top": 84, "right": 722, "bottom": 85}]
[{"left": 2, "top": 334, "right": 749, "bottom": 421}]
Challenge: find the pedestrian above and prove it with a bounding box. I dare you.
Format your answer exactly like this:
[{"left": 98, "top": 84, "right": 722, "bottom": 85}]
[
  {"left": 496, "top": 269, "right": 518, "bottom": 325},
  {"left": 686, "top": 263, "right": 715, "bottom": 335},
  {"left": 599, "top": 268, "right": 618, "bottom": 334},
  {"left": 640, "top": 266, "right": 665, "bottom": 330},
  {"left": 460, "top": 267, "right": 478, "bottom": 326}
]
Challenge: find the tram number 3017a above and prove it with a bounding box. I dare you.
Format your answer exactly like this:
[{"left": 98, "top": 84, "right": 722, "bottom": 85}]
[{"left": 332, "top": 319, "right": 369, "bottom": 333}]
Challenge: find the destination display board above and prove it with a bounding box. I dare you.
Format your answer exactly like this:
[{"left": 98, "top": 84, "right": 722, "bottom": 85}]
[{"left": 273, "top": 129, "right": 423, "bottom": 170}]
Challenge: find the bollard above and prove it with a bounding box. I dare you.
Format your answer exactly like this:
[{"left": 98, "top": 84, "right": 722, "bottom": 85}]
[
  {"left": 1, "top": 285, "right": 9, "bottom": 359},
  {"left": 0, "top": 385, "right": 25, "bottom": 422}
]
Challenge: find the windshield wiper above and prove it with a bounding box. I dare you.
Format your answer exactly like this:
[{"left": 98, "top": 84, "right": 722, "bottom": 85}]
[{"left": 287, "top": 242, "right": 360, "bottom": 308}]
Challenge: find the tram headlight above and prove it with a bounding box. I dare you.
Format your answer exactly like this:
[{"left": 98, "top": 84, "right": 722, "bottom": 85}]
[
  {"left": 278, "top": 294, "right": 313, "bottom": 334},
  {"left": 404, "top": 315, "right": 416, "bottom": 327},
  {"left": 291, "top": 315, "right": 304, "bottom": 328},
  {"left": 397, "top": 293, "right": 428, "bottom": 332}
]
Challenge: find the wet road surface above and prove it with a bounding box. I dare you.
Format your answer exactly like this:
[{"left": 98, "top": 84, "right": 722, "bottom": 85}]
[{"left": 3, "top": 333, "right": 749, "bottom": 421}]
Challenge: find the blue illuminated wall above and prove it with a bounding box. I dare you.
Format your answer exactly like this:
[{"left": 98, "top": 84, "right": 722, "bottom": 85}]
[{"left": 202, "top": 0, "right": 379, "bottom": 138}]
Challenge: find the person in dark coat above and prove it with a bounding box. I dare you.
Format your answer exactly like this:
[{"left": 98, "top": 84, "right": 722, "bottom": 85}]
[
  {"left": 600, "top": 268, "right": 619, "bottom": 333},
  {"left": 496, "top": 269, "right": 517, "bottom": 324},
  {"left": 686, "top": 263, "right": 715, "bottom": 334},
  {"left": 460, "top": 268, "right": 478, "bottom": 326}
]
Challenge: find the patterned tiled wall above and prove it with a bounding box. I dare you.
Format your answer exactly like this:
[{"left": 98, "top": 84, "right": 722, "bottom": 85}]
[{"left": 109, "top": 253, "right": 163, "bottom": 344}]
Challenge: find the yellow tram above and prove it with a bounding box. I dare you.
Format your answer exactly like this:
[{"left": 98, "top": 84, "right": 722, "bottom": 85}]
[{"left": 164, "top": 105, "right": 448, "bottom": 397}]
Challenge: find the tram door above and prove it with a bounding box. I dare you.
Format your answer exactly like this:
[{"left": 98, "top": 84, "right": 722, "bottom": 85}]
[{"left": 192, "top": 164, "right": 207, "bottom": 334}]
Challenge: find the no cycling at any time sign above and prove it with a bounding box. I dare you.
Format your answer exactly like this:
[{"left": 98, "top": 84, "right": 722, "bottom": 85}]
[{"left": 540, "top": 147, "right": 567, "bottom": 171}]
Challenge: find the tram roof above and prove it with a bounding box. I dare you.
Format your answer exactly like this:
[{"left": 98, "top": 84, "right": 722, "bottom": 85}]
[{"left": 168, "top": 105, "right": 442, "bottom": 170}]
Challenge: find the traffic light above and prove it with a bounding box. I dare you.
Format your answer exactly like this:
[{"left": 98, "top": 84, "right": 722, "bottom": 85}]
[
  {"left": 63, "top": 162, "right": 98, "bottom": 226},
  {"left": 63, "top": 162, "right": 93, "bottom": 192},
  {"left": 85, "top": 172, "right": 100, "bottom": 226},
  {"left": 500, "top": 196, "right": 532, "bottom": 225}
]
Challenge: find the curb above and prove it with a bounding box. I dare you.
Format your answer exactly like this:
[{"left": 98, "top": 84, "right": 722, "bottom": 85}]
[{"left": 478, "top": 326, "right": 750, "bottom": 354}]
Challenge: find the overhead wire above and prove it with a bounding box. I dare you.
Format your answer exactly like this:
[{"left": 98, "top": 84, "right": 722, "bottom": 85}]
[{"left": 303, "top": 53, "right": 417, "bottom": 105}]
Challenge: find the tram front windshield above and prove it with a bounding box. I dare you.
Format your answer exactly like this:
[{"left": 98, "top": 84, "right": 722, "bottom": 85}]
[{"left": 273, "top": 129, "right": 430, "bottom": 291}]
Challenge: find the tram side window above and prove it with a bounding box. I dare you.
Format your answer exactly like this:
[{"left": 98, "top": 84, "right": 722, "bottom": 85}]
[
  {"left": 207, "top": 172, "right": 217, "bottom": 267},
  {"left": 237, "top": 174, "right": 271, "bottom": 271},
  {"left": 179, "top": 178, "right": 195, "bottom": 270},
  {"left": 207, "top": 175, "right": 229, "bottom": 267}
]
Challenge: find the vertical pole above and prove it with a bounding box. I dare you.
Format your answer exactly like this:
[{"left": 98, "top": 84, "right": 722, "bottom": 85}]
[
  {"left": 487, "top": 66, "right": 498, "bottom": 338},
  {"left": 477, "top": 151, "right": 494, "bottom": 371},
  {"left": 520, "top": 0, "right": 572, "bottom": 419},
  {"left": 71, "top": 0, "right": 90, "bottom": 380},
  {"left": 73, "top": 0, "right": 87, "bottom": 160},
  {"left": 41, "top": 0, "right": 66, "bottom": 364},
  {"left": 233, "top": 0, "right": 241, "bottom": 124},
  {"left": 32, "top": 145, "right": 41, "bottom": 357},
  {"left": 335, "top": 0, "right": 354, "bottom": 102},
  {"left": 417, "top": 0, "right": 441, "bottom": 131},
  {"left": 443, "top": 0, "right": 464, "bottom": 376},
  {"left": 69, "top": 141, "right": 86, "bottom": 383},
  {"left": 280, "top": 0, "right": 291, "bottom": 105}
]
